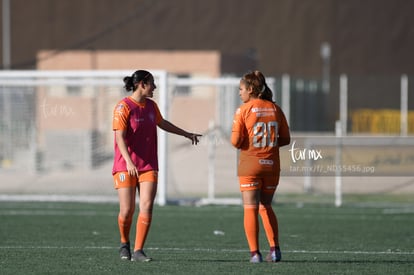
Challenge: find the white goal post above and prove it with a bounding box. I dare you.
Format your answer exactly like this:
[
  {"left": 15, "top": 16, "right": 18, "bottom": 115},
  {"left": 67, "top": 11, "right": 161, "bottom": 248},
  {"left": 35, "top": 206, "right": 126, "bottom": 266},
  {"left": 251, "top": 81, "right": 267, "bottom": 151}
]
[
  {"left": 0, "top": 70, "right": 278, "bottom": 206},
  {"left": 0, "top": 70, "right": 169, "bottom": 204}
]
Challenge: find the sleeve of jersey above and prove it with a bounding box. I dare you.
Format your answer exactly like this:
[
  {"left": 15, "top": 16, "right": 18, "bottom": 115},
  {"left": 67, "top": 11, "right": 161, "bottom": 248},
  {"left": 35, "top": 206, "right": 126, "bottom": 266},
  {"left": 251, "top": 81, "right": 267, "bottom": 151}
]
[
  {"left": 153, "top": 102, "right": 164, "bottom": 124},
  {"left": 231, "top": 107, "right": 244, "bottom": 148},
  {"left": 112, "top": 101, "right": 129, "bottom": 131}
]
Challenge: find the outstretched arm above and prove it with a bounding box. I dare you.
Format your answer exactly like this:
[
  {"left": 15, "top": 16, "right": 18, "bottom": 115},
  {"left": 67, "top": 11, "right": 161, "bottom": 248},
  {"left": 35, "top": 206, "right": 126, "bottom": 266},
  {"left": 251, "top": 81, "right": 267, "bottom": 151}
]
[{"left": 158, "top": 119, "right": 202, "bottom": 145}]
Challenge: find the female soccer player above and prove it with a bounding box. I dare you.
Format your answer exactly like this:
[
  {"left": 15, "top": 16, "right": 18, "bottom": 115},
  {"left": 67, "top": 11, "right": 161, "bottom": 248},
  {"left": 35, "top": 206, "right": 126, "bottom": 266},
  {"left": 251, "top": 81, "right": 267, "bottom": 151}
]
[
  {"left": 231, "top": 71, "right": 290, "bottom": 263},
  {"left": 112, "top": 70, "right": 201, "bottom": 262}
]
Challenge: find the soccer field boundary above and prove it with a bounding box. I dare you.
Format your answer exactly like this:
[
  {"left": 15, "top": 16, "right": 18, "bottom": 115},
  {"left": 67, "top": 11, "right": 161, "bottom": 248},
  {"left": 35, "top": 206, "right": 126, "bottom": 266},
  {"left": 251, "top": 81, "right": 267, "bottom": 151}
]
[
  {"left": 0, "top": 194, "right": 119, "bottom": 203},
  {"left": 0, "top": 245, "right": 412, "bottom": 256}
]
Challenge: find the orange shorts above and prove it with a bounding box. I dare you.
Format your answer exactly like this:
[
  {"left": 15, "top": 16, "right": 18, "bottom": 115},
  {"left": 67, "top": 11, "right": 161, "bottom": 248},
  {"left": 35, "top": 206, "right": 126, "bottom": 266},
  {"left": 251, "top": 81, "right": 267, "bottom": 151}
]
[
  {"left": 113, "top": 170, "right": 158, "bottom": 189},
  {"left": 238, "top": 175, "right": 280, "bottom": 193}
]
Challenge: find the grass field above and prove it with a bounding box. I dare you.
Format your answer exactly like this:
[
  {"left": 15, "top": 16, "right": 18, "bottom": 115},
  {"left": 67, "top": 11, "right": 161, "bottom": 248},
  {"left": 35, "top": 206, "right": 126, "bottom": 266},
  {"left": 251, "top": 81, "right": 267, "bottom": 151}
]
[{"left": 0, "top": 197, "right": 413, "bottom": 274}]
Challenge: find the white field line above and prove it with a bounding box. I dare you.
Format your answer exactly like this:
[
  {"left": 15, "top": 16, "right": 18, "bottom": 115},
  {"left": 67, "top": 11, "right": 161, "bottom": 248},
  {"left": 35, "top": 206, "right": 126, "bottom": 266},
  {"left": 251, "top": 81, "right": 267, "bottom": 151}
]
[
  {"left": 382, "top": 208, "right": 414, "bottom": 214},
  {"left": 0, "top": 194, "right": 118, "bottom": 203},
  {"left": 0, "top": 210, "right": 116, "bottom": 216},
  {"left": 0, "top": 246, "right": 412, "bottom": 255}
]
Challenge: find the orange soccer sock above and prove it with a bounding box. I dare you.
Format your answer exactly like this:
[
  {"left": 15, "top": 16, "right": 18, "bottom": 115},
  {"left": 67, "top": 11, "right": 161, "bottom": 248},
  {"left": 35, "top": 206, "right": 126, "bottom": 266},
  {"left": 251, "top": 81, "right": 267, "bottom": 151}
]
[
  {"left": 134, "top": 213, "right": 152, "bottom": 251},
  {"left": 243, "top": 205, "right": 259, "bottom": 254},
  {"left": 259, "top": 204, "right": 279, "bottom": 248},
  {"left": 118, "top": 215, "right": 133, "bottom": 244}
]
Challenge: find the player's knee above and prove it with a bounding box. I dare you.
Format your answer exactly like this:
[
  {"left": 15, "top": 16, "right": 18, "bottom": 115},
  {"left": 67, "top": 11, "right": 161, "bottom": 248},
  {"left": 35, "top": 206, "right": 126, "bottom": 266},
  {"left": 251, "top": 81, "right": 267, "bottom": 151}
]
[
  {"left": 119, "top": 207, "right": 135, "bottom": 220},
  {"left": 139, "top": 201, "right": 154, "bottom": 214}
]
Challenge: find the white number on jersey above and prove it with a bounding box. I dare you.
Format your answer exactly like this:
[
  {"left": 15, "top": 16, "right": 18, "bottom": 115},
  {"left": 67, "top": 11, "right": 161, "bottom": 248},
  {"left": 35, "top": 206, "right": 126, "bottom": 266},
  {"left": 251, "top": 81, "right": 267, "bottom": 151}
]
[{"left": 253, "top": 121, "right": 278, "bottom": 148}]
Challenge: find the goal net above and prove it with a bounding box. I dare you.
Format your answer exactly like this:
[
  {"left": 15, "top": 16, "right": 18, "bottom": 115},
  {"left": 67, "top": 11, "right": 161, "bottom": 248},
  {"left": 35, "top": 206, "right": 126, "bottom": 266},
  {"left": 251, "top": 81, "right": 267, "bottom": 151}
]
[{"left": 0, "top": 70, "right": 276, "bottom": 205}]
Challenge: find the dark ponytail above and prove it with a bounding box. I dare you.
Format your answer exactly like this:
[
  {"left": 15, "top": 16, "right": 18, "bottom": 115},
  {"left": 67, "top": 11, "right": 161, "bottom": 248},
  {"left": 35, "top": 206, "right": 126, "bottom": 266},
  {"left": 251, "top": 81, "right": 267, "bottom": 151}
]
[
  {"left": 258, "top": 82, "right": 274, "bottom": 102},
  {"left": 123, "top": 70, "right": 152, "bottom": 92},
  {"left": 242, "top": 70, "right": 274, "bottom": 102},
  {"left": 123, "top": 76, "right": 135, "bottom": 92}
]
